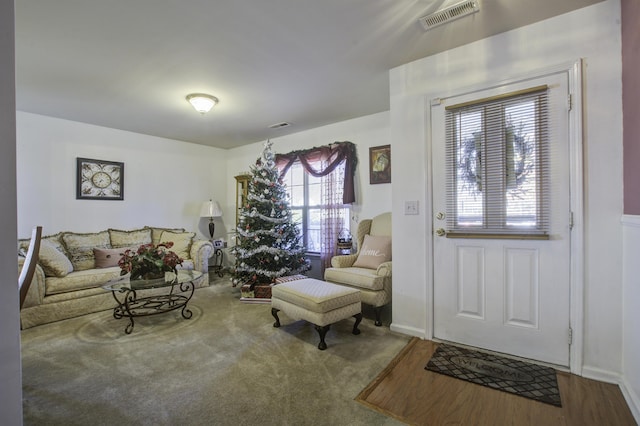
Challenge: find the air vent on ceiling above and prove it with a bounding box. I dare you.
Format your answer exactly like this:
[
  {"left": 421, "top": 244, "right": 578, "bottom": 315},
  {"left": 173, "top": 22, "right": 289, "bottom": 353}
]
[
  {"left": 268, "top": 122, "right": 291, "bottom": 129},
  {"left": 418, "top": 0, "right": 479, "bottom": 31}
]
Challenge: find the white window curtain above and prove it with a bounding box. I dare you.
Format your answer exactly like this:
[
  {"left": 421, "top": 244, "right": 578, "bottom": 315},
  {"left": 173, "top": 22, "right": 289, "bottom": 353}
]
[{"left": 320, "top": 162, "right": 346, "bottom": 270}]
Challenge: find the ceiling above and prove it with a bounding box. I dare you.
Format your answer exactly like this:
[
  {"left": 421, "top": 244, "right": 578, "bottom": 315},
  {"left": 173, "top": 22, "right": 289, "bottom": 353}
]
[{"left": 15, "top": 0, "right": 603, "bottom": 150}]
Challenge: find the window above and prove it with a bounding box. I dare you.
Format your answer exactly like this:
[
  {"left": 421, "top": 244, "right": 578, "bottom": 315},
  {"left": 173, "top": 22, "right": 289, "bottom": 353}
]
[
  {"left": 445, "top": 86, "right": 550, "bottom": 238},
  {"left": 281, "top": 161, "right": 349, "bottom": 253}
]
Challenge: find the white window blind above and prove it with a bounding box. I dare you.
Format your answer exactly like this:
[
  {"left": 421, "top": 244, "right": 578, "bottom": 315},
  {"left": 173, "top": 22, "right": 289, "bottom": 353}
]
[{"left": 444, "top": 86, "right": 550, "bottom": 238}]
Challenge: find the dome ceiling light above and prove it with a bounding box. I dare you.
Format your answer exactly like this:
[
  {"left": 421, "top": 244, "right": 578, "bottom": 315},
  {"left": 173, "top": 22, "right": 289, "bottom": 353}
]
[{"left": 186, "top": 93, "right": 219, "bottom": 114}]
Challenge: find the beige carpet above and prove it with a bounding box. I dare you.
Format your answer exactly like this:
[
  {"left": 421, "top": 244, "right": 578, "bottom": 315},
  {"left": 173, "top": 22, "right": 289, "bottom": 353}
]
[{"left": 20, "top": 278, "right": 409, "bottom": 426}]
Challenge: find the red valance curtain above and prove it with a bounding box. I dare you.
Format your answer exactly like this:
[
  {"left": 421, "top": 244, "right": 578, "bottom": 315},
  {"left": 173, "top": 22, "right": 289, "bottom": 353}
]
[
  {"left": 275, "top": 141, "right": 357, "bottom": 204},
  {"left": 275, "top": 141, "right": 357, "bottom": 272}
]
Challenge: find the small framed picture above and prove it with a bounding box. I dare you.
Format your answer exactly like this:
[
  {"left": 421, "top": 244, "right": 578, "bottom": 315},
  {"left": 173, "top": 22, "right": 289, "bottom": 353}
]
[
  {"left": 369, "top": 145, "right": 391, "bottom": 184},
  {"left": 76, "top": 158, "right": 124, "bottom": 200},
  {"left": 213, "top": 239, "right": 226, "bottom": 249}
]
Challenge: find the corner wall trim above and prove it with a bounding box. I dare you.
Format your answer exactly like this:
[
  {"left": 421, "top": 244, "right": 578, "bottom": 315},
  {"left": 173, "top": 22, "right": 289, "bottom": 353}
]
[
  {"left": 620, "top": 377, "right": 640, "bottom": 424},
  {"left": 621, "top": 214, "right": 640, "bottom": 227},
  {"left": 390, "top": 323, "right": 426, "bottom": 339}
]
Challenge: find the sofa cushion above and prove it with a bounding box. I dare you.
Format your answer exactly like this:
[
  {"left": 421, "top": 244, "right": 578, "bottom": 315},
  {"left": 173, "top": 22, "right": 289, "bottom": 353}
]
[
  {"left": 108, "top": 228, "right": 152, "bottom": 248},
  {"left": 159, "top": 230, "right": 194, "bottom": 259},
  {"left": 61, "top": 231, "right": 111, "bottom": 271},
  {"left": 19, "top": 232, "right": 68, "bottom": 257},
  {"left": 45, "top": 266, "right": 121, "bottom": 295},
  {"left": 145, "top": 226, "right": 186, "bottom": 245},
  {"left": 94, "top": 247, "right": 130, "bottom": 268},
  {"left": 38, "top": 239, "right": 74, "bottom": 277},
  {"left": 352, "top": 235, "right": 391, "bottom": 269}
]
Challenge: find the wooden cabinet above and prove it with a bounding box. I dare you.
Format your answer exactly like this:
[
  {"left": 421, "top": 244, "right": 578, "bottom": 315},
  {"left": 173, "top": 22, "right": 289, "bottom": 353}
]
[{"left": 234, "top": 174, "right": 251, "bottom": 227}]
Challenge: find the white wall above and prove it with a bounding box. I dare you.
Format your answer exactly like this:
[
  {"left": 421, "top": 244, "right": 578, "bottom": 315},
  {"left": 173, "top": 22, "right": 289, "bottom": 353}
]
[
  {"left": 622, "top": 216, "right": 640, "bottom": 419},
  {"left": 0, "top": 0, "right": 22, "bottom": 423},
  {"left": 389, "top": 0, "right": 625, "bottom": 378},
  {"left": 16, "top": 112, "right": 228, "bottom": 240},
  {"left": 225, "top": 111, "right": 392, "bottom": 237}
]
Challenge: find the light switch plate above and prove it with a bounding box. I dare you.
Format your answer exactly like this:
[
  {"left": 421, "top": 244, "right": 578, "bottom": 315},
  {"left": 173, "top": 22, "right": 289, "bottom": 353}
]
[{"left": 405, "top": 200, "right": 419, "bottom": 215}]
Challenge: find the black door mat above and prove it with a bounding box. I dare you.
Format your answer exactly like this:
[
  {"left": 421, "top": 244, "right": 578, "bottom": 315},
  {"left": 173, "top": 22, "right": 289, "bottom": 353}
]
[{"left": 425, "top": 343, "right": 562, "bottom": 407}]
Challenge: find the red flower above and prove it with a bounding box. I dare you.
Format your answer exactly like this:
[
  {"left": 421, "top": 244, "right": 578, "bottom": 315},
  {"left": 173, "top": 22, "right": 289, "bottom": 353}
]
[{"left": 118, "top": 242, "right": 183, "bottom": 280}]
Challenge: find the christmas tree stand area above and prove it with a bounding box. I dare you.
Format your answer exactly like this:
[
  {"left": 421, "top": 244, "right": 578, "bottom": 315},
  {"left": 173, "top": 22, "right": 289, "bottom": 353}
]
[{"left": 240, "top": 274, "right": 307, "bottom": 303}]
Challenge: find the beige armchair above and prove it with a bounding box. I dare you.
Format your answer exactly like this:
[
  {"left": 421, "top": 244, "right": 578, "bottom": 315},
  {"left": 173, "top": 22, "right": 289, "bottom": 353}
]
[{"left": 324, "top": 212, "right": 391, "bottom": 326}]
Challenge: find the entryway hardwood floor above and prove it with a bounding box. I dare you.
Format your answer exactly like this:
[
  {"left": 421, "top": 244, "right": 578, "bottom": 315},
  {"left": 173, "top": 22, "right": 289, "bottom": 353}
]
[{"left": 356, "top": 338, "right": 636, "bottom": 426}]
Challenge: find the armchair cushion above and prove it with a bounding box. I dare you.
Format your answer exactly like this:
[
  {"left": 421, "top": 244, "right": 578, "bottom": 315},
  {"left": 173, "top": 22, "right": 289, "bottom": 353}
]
[
  {"left": 324, "top": 267, "right": 386, "bottom": 291},
  {"left": 352, "top": 235, "right": 391, "bottom": 269},
  {"left": 330, "top": 253, "right": 358, "bottom": 268}
]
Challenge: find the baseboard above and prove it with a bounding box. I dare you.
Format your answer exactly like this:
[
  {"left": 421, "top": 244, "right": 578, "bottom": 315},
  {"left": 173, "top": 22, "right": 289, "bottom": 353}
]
[
  {"left": 583, "top": 366, "right": 640, "bottom": 423},
  {"left": 239, "top": 297, "right": 271, "bottom": 304},
  {"left": 620, "top": 377, "right": 640, "bottom": 424},
  {"left": 390, "top": 323, "right": 425, "bottom": 338},
  {"left": 581, "top": 366, "right": 622, "bottom": 384}
]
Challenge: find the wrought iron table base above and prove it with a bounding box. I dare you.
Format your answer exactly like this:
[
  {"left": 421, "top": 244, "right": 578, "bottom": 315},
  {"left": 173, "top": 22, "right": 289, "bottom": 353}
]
[{"left": 110, "top": 281, "right": 195, "bottom": 334}]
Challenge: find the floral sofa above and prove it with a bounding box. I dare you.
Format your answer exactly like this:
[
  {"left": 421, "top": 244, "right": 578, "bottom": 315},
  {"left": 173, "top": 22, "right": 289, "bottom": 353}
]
[{"left": 18, "top": 226, "right": 213, "bottom": 329}]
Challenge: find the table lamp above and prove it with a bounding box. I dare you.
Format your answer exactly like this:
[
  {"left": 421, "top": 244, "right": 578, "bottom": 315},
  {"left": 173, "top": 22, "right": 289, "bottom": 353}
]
[{"left": 200, "top": 200, "right": 223, "bottom": 239}]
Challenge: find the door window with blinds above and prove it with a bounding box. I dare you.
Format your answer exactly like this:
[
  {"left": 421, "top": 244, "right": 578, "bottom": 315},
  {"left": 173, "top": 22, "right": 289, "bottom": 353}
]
[{"left": 445, "top": 86, "right": 550, "bottom": 238}]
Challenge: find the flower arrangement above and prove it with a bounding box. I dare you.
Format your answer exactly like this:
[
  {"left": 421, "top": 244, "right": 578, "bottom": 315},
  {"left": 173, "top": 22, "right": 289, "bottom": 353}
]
[{"left": 118, "top": 242, "right": 183, "bottom": 280}]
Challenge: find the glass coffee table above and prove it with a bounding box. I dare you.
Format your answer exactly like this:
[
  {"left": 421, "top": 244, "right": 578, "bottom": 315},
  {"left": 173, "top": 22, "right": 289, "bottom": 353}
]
[{"left": 103, "top": 270, "right": 203, "bottom": 334}]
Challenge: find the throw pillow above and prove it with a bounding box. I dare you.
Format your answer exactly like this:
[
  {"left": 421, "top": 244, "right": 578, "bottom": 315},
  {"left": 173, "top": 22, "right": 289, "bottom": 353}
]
[
  {"left": 38, "top": 239, "right": 74, "bottom": 277},
  {"left": 352, "top": 235, "right": 392, "bottom": 269},
  {"left": 19, "top": 232, "right": 67, "bottom": 257},
  {"left": 145, "top": 226, "right": 186, "bottom": 245},
  {"left": 158, "top": 230, "right": 195, "bottom": 260},
  {"left": 94, "top": 247, "right": 131, "bottom": 268},
  {"left": 61, "top": 231, "right": 111, "bottom": 271},
  {"left": 108, "top": 228, "right": 152, "bottom": 248}
]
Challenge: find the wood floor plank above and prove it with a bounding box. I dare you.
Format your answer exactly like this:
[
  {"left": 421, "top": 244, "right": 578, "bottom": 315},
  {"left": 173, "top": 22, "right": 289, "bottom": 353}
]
[{"left": 356, "top": 338, "right": 636, "bottom": 426}]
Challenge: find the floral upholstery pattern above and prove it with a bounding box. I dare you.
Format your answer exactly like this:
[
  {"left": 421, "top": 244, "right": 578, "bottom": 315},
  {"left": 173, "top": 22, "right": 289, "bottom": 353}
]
[
  {"left": 108, "top": 228, "right": 152, "bottom": 248},
  {"left": 62, "top": 231, "right": 111, "bottom": 271}
]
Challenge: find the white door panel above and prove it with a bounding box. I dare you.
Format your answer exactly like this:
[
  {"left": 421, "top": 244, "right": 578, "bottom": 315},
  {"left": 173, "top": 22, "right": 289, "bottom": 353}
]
[{"left": 432, "top": 72, "right": 571, "bottom": 367}]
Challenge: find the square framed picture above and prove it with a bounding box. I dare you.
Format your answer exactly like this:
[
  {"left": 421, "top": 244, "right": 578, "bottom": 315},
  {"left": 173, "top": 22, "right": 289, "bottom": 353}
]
[
  {"left": 369, "top": 145, "right": 391, "bottom": 184},
  {"left": 213, "top": 239, "right": 226, "bottom": 249},
  {"left": 76, "top": 157, "right": 124, "bottom": 200}
]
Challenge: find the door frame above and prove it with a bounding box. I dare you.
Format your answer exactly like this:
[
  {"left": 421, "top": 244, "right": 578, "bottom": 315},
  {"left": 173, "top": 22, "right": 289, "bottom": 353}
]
[{"left": 425, "top": 59, "right": 584, "bottom": 374}]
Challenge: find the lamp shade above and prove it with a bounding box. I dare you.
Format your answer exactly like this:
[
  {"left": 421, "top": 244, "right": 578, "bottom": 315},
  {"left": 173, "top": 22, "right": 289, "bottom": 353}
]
[
  {"left": 186, "top": 93, "right": 219, "bottom": 113},
  {"left": 200, "top": 200, "right": 223, "bottom": 218}
]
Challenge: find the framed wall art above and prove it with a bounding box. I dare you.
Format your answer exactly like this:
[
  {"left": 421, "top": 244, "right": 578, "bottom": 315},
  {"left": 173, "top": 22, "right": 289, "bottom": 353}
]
[
  {"left": 369, "top": 144, "right": 391, "bottom": 184},
  {"left": 76, "top": 157, "right": 124, "bottom": 200}
]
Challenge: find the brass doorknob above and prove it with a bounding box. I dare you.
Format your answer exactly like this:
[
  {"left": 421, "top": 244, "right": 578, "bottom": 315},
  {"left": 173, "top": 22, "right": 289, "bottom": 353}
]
[{"left": 435, "top": 228, "right": 446, "bottom": 237}]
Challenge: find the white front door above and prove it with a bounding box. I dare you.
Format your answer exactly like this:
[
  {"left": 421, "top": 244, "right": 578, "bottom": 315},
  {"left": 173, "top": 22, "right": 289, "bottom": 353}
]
[{"left": 431, "top": 71, "right": 572, "bottom": 367}]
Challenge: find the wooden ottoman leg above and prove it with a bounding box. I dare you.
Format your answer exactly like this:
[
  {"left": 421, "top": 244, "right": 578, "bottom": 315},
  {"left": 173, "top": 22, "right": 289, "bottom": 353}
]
[
  {"left": 352, "top": 313, "right": 362, "bottom": 335},
  {"left": 271, "top": 308, "right": 281, "bottom": 328},
  {"left": 314, "top": 324, "right": 330, "bottom": 350}
]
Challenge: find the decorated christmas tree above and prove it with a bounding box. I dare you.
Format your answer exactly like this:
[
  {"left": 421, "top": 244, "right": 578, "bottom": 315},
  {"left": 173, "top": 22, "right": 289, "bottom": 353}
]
[{"left": 231, "top": 140, "right": 309, "bottom": 288}]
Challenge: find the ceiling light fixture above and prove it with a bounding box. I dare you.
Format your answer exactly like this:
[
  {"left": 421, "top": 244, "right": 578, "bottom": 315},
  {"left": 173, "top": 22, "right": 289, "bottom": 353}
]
[{"left": 186, "top": 93, "right": 219, "bottom": 114}]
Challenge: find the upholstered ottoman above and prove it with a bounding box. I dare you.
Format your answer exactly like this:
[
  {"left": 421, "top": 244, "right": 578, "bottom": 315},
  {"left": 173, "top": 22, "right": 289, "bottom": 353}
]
[{"left": 271, "top": 278, "right": 362, "bottom": 350}]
